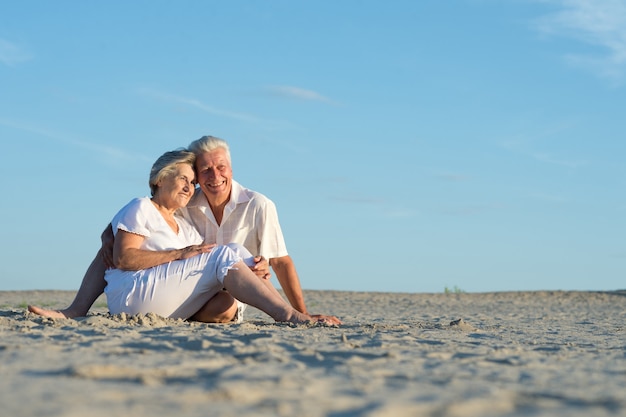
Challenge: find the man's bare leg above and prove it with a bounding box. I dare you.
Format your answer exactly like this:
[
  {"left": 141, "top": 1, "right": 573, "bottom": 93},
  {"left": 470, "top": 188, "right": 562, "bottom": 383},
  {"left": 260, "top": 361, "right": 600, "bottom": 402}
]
[{"left": 28, "top": 251, "right": 107, "bottom": 318}]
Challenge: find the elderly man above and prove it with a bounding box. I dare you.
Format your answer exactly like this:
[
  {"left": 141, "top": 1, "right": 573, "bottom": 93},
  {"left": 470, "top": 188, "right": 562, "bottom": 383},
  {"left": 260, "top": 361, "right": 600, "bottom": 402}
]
[{"left": 29, "top": 135, "right": 327, "bottom": 323}]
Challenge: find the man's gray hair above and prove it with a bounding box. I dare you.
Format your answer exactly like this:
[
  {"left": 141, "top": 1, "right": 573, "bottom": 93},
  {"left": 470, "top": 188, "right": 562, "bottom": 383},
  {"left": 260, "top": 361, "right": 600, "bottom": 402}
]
[{"left": 188, "top": 135, "right": 231, "bottom": 165}]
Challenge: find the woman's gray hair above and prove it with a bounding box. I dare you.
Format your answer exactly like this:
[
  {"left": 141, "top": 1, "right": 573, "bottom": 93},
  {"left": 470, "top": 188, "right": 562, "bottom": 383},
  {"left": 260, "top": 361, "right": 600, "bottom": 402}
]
[
  {"left": 187, "top": 135, "right": 231, "bottom": 165},
  {"left": 149, "top": 149, "right": 196, "bottom": 196}
]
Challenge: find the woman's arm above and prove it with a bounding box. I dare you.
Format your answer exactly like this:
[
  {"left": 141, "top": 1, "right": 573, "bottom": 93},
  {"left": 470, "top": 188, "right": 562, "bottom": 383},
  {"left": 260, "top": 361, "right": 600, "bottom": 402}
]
[{"left": 113, "top": 230, "right": 215, "bottom": 271}]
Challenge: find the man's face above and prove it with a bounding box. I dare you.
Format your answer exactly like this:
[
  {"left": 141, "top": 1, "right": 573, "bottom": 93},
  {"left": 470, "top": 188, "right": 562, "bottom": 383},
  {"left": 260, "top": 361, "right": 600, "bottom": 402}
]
[{"left": 195, "top": 148, "right": 233, "bottom": 202}]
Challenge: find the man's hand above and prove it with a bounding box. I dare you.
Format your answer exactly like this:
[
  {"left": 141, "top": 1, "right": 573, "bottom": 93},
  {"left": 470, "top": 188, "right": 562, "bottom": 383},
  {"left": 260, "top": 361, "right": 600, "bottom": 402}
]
[{"left": 251, "top": 256, "right": 271, "bottom": 280}]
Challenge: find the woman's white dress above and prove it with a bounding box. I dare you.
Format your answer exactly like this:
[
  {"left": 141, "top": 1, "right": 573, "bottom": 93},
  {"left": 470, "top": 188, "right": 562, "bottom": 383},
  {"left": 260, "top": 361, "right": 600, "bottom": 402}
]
[{"left": 104, "top": 197, "right": 245, "bottom": 319}]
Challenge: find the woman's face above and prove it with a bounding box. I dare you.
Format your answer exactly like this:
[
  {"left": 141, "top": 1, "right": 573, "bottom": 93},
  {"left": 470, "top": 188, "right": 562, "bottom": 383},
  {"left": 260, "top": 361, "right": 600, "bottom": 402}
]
[{"left": 155, "top": 163, "right": 196, "bottom": 210}]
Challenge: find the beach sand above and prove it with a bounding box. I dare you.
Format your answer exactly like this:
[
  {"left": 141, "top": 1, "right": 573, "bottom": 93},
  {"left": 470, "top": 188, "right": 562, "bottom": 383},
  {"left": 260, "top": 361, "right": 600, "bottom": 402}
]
[{"left": 1, "top": 290, "right": 625, "bottom": 416}]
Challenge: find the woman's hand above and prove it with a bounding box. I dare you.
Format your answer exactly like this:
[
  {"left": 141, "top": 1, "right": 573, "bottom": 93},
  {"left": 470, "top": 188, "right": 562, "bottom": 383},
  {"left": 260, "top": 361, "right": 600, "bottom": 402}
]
[{"left": 178, "top": 243, "right": 216, "bottom": 260}]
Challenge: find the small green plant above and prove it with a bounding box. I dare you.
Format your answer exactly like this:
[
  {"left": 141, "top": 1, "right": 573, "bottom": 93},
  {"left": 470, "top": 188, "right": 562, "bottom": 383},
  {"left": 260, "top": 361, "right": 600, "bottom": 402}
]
[{"left": 444, "top": 285, "right": 465, "bottom": 294}]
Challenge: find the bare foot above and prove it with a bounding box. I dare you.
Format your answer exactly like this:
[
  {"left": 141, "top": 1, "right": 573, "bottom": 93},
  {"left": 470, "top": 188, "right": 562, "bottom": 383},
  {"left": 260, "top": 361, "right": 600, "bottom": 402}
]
[
  {"left": 311, "top": 314, "right": 342, "bottom": 326},
  {"left": 27, "top": 305, "right": 70, "bottom": 319},
  {"left": 282, "top": 311, "right": 341, "bottom": 326}
]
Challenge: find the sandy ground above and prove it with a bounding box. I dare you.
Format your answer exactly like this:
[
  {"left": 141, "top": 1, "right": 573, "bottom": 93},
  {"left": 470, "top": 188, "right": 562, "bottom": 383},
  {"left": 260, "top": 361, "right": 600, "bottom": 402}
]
[{"left": 1, "top": 289, "right": 625, "bottom": 417}]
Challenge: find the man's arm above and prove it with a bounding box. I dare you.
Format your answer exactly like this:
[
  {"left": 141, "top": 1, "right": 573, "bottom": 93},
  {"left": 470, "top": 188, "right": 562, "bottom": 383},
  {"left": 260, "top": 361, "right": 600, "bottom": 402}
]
[{"left": 270, "top": 255, "right": 307, "bottom": 314}]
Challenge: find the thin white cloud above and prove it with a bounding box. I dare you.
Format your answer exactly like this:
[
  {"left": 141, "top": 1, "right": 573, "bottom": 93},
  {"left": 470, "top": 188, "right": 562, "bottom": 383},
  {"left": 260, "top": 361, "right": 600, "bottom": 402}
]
[
  {"left": 531, "top": 192, "right": 569, "bottom": 203},
  {"left": 329, "top": 192, "right": 417, "bottom": 218},
  {"left": 499, "top": 127, "right": 588, "bottom": 168},
  {"left": 264, "top": 85, "right": 336, "bottom": 104},
  {"left": 0, "top": 38, "right": 32, "bottom": 66},
  {"left": 433, "top": 172, "right": 472, "bottom": 182},
  {"left": 534, "top": 0, "right": 626, "bottom": 83},
  {"left": 0, "top": 118, "right": 151, "bottom": 162},
  {"left": 438, "top": 203, "right": 506, "bottom": 216},
  {"left": 384, "top": 208, "right": 419, "bottom": 218},
  {"left": 139, "top": 88, "right": 295, "bottom": 130},
  {"left": 531, "top": 151, "right": 587, "bottom": 167},
  {"left": 139, "top": 89, "right": 262, "bottom": 123},
  {"left": 331, "top": 194, "right": 384, "bottom": 205}
]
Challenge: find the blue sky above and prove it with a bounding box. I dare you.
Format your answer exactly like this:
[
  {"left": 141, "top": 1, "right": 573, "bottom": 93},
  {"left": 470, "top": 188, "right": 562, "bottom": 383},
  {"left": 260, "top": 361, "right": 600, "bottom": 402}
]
[{"left": 1, "top": 0, "right": 624, "bottom": 293}]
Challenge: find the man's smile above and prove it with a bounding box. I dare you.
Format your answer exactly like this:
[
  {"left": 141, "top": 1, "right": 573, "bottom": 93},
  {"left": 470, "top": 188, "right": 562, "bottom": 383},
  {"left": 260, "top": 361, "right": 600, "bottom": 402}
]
[{"left": 206, "top": 180, "right": 226, "bottom": 188}]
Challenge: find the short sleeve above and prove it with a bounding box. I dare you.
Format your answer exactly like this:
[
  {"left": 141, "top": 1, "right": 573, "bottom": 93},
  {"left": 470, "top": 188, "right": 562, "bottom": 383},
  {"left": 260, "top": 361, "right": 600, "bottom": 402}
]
[
  {"left": 255, "top": 197, "right": 288, "bottom": 259},
  {"left": 110, "top": 198, "right": 152, "bottom": 238}
]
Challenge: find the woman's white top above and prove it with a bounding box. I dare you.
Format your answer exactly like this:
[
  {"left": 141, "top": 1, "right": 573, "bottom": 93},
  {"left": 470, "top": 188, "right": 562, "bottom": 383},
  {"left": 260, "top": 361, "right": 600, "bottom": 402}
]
[{"left": 110, "top": 197, "right": 203, "bottom": 249}]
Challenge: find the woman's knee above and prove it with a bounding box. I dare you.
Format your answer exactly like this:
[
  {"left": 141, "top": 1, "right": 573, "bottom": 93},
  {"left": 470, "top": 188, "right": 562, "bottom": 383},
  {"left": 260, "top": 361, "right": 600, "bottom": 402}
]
[
  {"left": 225, "top": 243, "right": 254, "bottom": 265},
  {"left": 225, "top": 242, "right": 249, "bottom": 255}
]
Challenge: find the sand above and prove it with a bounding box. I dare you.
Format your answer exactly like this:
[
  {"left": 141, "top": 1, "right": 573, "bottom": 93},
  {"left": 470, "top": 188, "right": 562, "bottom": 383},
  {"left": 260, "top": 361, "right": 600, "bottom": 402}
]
[{"left": 1, "top": 290, "right": 625, "bottom": 417}]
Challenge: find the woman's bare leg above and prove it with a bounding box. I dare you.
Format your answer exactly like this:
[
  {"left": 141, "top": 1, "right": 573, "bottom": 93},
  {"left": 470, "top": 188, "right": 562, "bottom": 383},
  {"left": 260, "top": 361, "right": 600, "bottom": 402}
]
[
  {"left": 222, "top": 261, "right": 312, "bottom": 324},
  {"left": 28, "top": 251, "right": 107, "bottom": 318},
  {"left": 190, "top": 271, "right": 300, "bottom": 324},
  {"left": 189, "top": 243, "right": 288, "bottom": 324}
]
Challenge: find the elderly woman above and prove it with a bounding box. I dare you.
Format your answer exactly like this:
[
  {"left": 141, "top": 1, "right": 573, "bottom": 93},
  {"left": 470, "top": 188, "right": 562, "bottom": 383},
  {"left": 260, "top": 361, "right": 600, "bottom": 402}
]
[{"left": 102, "top": 149, "right": 336, "bottom": 325}]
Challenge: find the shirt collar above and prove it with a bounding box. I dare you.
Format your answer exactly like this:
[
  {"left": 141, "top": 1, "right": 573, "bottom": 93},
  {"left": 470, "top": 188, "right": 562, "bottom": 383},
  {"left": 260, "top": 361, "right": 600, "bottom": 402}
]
[{"left": 187, "top": 179, "right": 249, "bottom": 209}]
